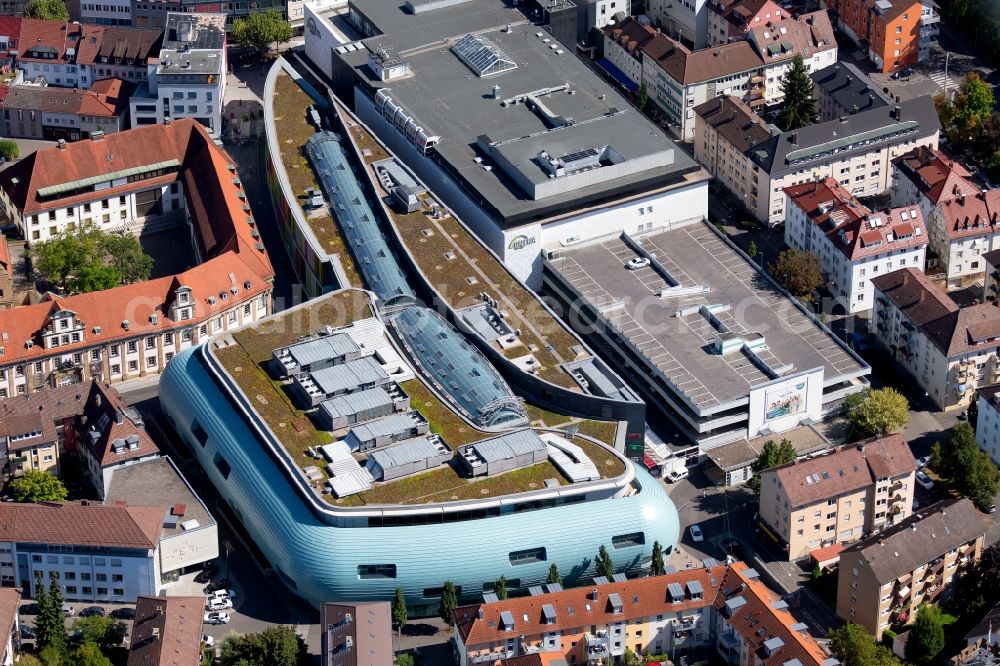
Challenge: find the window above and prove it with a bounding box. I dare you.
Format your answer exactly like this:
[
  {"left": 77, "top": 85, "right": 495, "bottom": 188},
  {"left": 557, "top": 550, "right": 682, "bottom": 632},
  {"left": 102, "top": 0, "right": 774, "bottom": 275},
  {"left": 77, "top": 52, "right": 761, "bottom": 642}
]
[
  {"left": 164, "top": 332, "right": 173, "bottom": 345},
  {"left": 145, "top": 337, "right": 155, "bottom": 350},
  {"left": 110, "top": 364, "right": 120, "bottom": 375},
  {"left": 612, "top": 532, "right": 645, "bottom": 549},
  {"left": 127, "top": 341, "right": 137, "bottom": 353},
  {"left": 191, "top": 420, "right": 208, "bottom": 447},
  {"left": 128, "top": 360, "right": 138, "bottom": 371},
  {"left": 213, "top": 452, "right": 231, "bottom": 479},
  {"left": 90, "top": 349, "right": 99, "bottom": 361},
  {"left": 110, "top": 345, "right": 119, "bottom": 358},
  {"left": 96, "top": 573, "right": 107, "bottom": 582},
  {"left": 509, "top": 547, "right": 547, "bottom": 565},
  {"left": 182, "top": 329, "right": 192, "bottom": 342},
  {"left": 113, "top": 588, "right": 124, "bottom": 596},
  {"left": 357, "top": 564, "right": 396, "bottom": 579},
  {"left": 82, "top": 587, "right": 92, "bottom": 595},
  {"left": 66, "top": 586, "right": 77, "bottom": 594},
  {"left": 97, "top": 587, "right": 108, "bottom": 596},
  {"left": 146, "top": 356, "right": 156, "bottom": 368},
  {"left": 111, "top": 574, "right": 123, "bottom": 582}
]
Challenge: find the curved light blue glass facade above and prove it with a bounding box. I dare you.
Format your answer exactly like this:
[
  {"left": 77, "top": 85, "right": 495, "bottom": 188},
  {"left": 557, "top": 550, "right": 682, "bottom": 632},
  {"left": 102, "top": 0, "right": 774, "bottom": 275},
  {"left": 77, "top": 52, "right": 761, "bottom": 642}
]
[
  {"left": 160, "top": 346, "right": 680, "bottom": 611},
  {"left": 392, "top": 306, "right": 527, "bottom": 429}
]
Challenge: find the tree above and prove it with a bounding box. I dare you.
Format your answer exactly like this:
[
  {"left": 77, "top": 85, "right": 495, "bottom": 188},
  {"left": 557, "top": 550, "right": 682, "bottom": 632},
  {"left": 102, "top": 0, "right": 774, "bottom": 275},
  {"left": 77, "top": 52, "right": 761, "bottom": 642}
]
[
  {"left": 931, "top": 422, "right": 1000, "bottom": 505},
  {"left": 72, "top": 642, "right": 112, "bottom": 666},
  {"left": 9, "top": 469, "right": 68, "bottom": 502},
  {"left": 779, "top": 55, "right": 817, "bottom": 131},
  {"left": 396, "top": 655, "right": 415, "bottom": 666},
  {"left": 231, "top": 10, "right": 292, "bottom": 55},
  {"left": 218, "top": 625, "right": 305, "bottom": 666},
  {"left": 768, "top": 249, "right": 824, "bottom": 302},
  {"left": 906, "top": 605, "right": 946, "bottom": 666},
  {"left": 829, "top": 623, "right": 901, "bottom": 666},
  {"left": 30, "top": 227, "right": 151, "bottom": 294},
  {"left": 638, "top": 81, "right": 649, "bottom": 112},
  {"left": 748, "top": 240, "right": 758, "bottom": 260},
  {"left": 0, "top": 139, "right": 18, "bottom": 161},
  {"left": 72, "top": 615, "right": 126, "bottom": 649},
  {"left": 954, "top": 72, "right": 996, "bottom": 133},
  {"left": 810, "top": 563, "right": 823, "bottom": 581},
  {"left": 37, "top": 646, "right": 66, "bottom": 666},
  {"left": 391, "top": 588, "right": 407, "bottom": 636},
  {"left": 494, "top": 575, "right": 508, "bottom": 601},
  {"left": 748, "top": 438, "right": 797, "bottom": 492},
  {"left": 952, "top": 542, "right": 1000, "bottom": 618},
  {"left": 596, "top": 545, "right": 614, "bottom": 580},
  {"left": 848, "top": 387, "right": 909, "bottom": 437},
  {"left": 14, "top": 656, "right": 44, "bottom": 666},
  {"left": 23, "top": 0, "right": 69, "bottom": 20},
  {"left": 547, "top": 563, "right": 561, "bottom": 585},
  {"left": 438, "top": 581, "right": 458, "bottom": 626},
  {"left": 35, "top": 571, "right": 66, "bottom": 656},
  {"left": 624, "top": 648, "right": 644, "bottom": 666},
  {"left": 651, "top": 540, "right": 666, "bottom": 576}
]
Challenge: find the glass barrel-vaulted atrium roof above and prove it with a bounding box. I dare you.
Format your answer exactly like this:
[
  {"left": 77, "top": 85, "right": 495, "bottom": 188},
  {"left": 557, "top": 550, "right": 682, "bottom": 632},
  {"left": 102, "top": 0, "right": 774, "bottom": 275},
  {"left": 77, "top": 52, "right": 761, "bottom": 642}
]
[
  {"left": 392, "top": 306, "right": 528, "bottom": 429},
  {"left": 305, "top": 132, "right": 416, "bottom": 306},
  {"left": 451, "top": 32, "right": 517, "bottom": 78}
]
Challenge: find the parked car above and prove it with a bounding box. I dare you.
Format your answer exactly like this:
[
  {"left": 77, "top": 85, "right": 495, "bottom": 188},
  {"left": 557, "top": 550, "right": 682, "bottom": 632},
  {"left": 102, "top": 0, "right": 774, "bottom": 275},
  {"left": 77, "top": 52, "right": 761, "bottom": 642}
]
[
  {"left": 203, "top": 635, "right": 215, "bottom": 648},
  {"left": 205, "top": 598, "right": 233, "bottom": 612},
  {"left": 912, "top": 499, "right": 921, "bottom": 511},
  {"left": 689, "top": 524, "right": 704, "bottom": 542},
  {"left": 208, "top": 589, "right": 236, "bottom": 601},
  {"left": 975, "top": 498, "right": 997, "bottom": 514},
  {"left": 204, "top": 579, "right": 233, "bottom": 594},
  {"left": 80, "top": 606, "right": 105, "bottom": 618},
  {"left": 915, "top": 470, "right": 934, "bottom": 490},
  {"left": 916, "top": 456, "right": 931, "bottom": 469},
  {"left": 110, "top": 607, "right": 135, "bottom": 620},
  {"left": 62, "top": 605, "right": 75, "bottom": 617},
  {"left": 20, "top": 603, "right": 39, "bottom": 616},
  {"left": 204, "top": 612, "right": 230, "bottom": 625},
  {"left": 194, "top": 564, "right": 219, "bottom": 584},
  {"left": 625, "top": 257, "right": 650, "bottom": 270},
  {"left": 664, "top": 467, "right": 689, "bottom": 483},
  {"left": 20, "top": 625, "right": 36, "bottom": 639}
]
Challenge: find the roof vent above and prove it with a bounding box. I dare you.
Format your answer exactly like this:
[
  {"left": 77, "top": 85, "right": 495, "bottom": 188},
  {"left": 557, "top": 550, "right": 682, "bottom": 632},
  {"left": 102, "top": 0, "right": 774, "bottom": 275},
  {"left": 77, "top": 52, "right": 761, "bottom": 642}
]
[
  {"left": 93, "top": 326, "right": 101, "bottom": 334},
  {"left": 122, "top": 320, "right": 129, "bottom": 330},
  {"left": 243, "top": 280, "right": 252, "bottom": 290},
  {"left": 207, "top": 296, "right": 216, "bottom": 305},
  {"left": 25, "top": 340, "right": 32, "bottom": 349},
  {"left": 149, "top": 313, "right": 158, "bottom": 324}
]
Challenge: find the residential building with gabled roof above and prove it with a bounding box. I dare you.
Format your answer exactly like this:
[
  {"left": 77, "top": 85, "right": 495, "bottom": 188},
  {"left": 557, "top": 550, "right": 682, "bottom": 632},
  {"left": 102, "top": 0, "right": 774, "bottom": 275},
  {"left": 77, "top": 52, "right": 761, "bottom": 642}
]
[
  {"left": 0, "top": 380, "right": 87, "bottom": 477},
  {"left": 892, "top": 145, "right": 1000, "bottom": 287},
  {"left": 784, "top": 177, "right": 927, "bottom": 313},
  {"left": 127, "top": 596, "right": 205, "bottom": 666},
  {"left": 836, "top": 498, "right": 989, "bottom": 634},
  {"left": 706, "top": 0, "right": 791, "bottom": 46},
  {"left": 871, "top": 267, "right": 1000, "bottom": 409},
  {"left": 453, "top": 561, "right": 836, "bottom": 666},
  {"left": 600, "top": 17, "right": 658, "bottom": 90},
  {"left": 759, "top": 435, "right": 916, "bottom": 560}
]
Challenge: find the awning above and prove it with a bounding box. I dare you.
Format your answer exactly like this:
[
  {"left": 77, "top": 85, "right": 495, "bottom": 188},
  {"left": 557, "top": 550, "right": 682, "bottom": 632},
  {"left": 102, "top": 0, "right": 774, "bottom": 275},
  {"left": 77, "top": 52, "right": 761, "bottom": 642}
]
[{"left": 596, "top": 58, "right": 639, "bottom": 92}]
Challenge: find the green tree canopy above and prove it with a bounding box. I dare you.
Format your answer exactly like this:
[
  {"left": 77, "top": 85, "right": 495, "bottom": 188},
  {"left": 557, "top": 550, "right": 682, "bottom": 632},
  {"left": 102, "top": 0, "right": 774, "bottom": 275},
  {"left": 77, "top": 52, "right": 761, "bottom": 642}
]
[
  {"left": 931, "top": 422, "right": 1000, "bottom": 505},
  {"left": 23, "top": 0, "right": 69, "bottom": 19},
  {"left": 768, "top": 248, "right": 824, "bottom": 302},
  {"left": 35, "top": 571, "right": 67, "bottom": 656},
  {"left": 955, "top": 72, "right": 996, "bottom": 132},
  {"left": 231, "top": 10, "right": 292, "bottom": 54},
  {"left": 905, "top": 605, "right": 946, "bottom": 666},
  {"left": 438, "top": 581, "right": 458, "bottom": 626},
  {"left": 72, "top": 615, "right": 126, "bottom": 649},
  {"left": 0, "top": 139, "right": 19, "bottom": 161},
  {"left": 596, "top": 545, "right": 615, "bottom": 579},
  {"left": 651, "top": 540, "right": 666, "bottom": 576},
  {"left": 391, "top": 588, "right": 407, "bottom": 635},
  {"left": 72, "top": 641, "right": 112, "bottom": 666},
  {"left": 951, "top": 542, "right": 1000, "bottom": 618},
  {"left": 29, "top": 227, "right": 151, "bottom": 294},
  {"left": 494, "top": 575, "right": 508, "bottom": 600},
  {"left": 10, "top": 469, "right": 68, "bottom": 502},
  {"left": 779, "top": 55, "right": 817, "bottom": 130},
  {"left": 396, "top": 654, "right": 415, "bottom": 666},
  {"left": 638, "top": 81, "right": 649, "bottom": 112},
  {"left": 848, "top": 387, "right": 910, "bottom": 437},
  {"left": 218, "top": 625, "right": 305, "bottom": 666},
  {"left": 547, "top": 563, "right": 561, "bottom": 585},
  {"left": 829, "top": 623, "right": 901, "bottom": 666},
  {"left": 748, "top": 438, "right": 797, "bottom": 492},
  {"left": 37, "top": 646, "right": 66, "bottom": 666}
]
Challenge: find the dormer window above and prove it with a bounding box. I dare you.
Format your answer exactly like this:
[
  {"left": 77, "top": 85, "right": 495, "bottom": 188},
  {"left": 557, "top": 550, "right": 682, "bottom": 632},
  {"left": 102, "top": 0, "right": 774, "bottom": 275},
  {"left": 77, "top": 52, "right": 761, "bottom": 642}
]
[{"left": 60, "top": 319, "right": 69, "bottom": 330}]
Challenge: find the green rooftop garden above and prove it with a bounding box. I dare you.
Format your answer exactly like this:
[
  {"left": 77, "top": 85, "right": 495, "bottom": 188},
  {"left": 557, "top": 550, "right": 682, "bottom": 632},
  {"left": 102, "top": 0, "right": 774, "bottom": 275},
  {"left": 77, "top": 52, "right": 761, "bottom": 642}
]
[{"left": 272, "top": 72, "right": 363, "bottom": 287}]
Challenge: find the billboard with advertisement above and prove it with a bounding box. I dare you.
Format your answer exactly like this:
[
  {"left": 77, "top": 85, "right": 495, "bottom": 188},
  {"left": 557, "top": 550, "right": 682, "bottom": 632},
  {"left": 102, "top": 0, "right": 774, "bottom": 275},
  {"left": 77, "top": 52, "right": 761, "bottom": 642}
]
[{"left": 764, "top": 381, "right": 808, "bottom": 422}]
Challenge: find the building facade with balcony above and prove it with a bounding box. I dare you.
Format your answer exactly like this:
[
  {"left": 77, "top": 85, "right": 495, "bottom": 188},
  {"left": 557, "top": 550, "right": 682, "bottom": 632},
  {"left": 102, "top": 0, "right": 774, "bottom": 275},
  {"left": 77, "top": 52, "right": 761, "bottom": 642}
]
[
  {"left": 706, "top": 0, "right": 790, "bottom": 47},
  {"left": 453, "top": 562, "right": 835, "bottom": 666},
  {"left": 320, "top": 601, "right": 393, "bottom": 666},
  {"left": 759, "top": 435, "right": 916, "bottom": 560},
  {"left": 784, "top": 178, "right": 927, "bottom": 314},
  {"left": 892, "top": 146, "right": 1000, "bottom": 288},
  {"left": 871, "top": 268, "right": 1000, "bottom": 410},
  {"left": 836, "top": 498, "right": 989, "bottom": 635}
]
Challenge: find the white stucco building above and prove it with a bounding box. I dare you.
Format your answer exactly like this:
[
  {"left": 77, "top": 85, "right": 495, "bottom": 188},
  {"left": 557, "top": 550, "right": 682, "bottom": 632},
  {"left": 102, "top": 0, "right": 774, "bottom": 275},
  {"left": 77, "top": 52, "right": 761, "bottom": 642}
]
[
  {"left": 976, "top": 384, "right": 1000, "bottom": 467},
  {"left": 785, "top": 178, "right": 927, "bottom": 313}
]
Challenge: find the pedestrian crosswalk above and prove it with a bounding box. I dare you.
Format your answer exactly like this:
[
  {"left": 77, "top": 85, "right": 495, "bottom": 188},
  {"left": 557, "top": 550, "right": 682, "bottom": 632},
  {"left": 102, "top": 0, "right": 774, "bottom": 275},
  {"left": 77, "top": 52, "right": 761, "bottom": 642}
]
[{"left": 927, "top": 70, "right": 954, "bottom": 91}]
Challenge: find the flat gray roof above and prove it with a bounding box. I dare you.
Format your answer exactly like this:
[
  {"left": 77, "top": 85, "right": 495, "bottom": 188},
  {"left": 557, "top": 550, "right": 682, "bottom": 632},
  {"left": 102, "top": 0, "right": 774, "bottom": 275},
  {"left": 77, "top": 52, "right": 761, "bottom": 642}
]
[
  {"left": 549, "top": 221, "right": 868, "bottom": 412},
  {"left": 158, "top": 49, "right": 223, "bottom": 75},
  {"left": 311, "top": 356, "right": 389, "bottom": 395},
  {"left": 468, "top": 429, "right": 547, "bottom": 463},
  {"left": 368, "top": 436, "right": 448, "bottom": 469},
  {"left": 348, "top": 413, "right": 421, "bottom": 442},
  {"left": 287, "top": 334, "right": 360, "bottom": 367},
  {"left": 339, "top": 15, "right": 702, "bottom": 227},
  {"left": 104, "top": 456, "right": 215, "bottom": 538},
  {"left": 319, "top": 387, "right": 394, "bottom": 422}
]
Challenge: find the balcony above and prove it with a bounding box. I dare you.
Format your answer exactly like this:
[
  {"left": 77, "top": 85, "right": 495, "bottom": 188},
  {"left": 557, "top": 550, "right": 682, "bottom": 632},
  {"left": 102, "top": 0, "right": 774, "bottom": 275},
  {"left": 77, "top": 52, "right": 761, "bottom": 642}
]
[
  {"left": 921, "top": 10, "right": 940, "bottom": 23},
  {"left": 920, "top": 23, "right": 939, "bottom": 37},
  {"left": 585, "top": 633, "right": 609, "bottom": 661}
]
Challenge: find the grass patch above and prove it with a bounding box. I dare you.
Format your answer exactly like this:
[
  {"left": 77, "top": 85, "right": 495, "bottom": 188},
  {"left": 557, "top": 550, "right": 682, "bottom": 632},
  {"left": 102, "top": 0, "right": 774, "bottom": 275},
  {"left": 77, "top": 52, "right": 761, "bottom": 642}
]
[
  {"left": 573, "top": 436, "right": 625, "bottom": 478},
  {"left": 577, "top": 419, "right": 619, "bottom": 445},
  {"left": 525, "top": 404, "right": 573, "bottom": 428},
  {"left": 272, "top": 72, "right": 363, "bottom": 286}
]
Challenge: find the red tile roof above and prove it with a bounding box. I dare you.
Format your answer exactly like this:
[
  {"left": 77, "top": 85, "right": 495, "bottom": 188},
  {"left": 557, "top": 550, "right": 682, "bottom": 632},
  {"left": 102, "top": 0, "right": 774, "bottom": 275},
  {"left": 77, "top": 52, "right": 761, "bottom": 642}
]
[
  {"left": 785, "top": 178, "right": 926, "bottom": 261},
  {"left": 644, "top": 35, "right": 764, "bottom": 84},
  {"left": 746, "top": 11, "right": 836, "bottom": 64},
  {"left": 0, "top": 501, "right": 164, "bottom": 549},
  {"left": 0, "top": 80, "right": 134, "bottom": 119},
  {"left": 0, "top": 381, "right": 89, "bottom": 451},
  {"left": 80, "top": 381, "right": 159, "bottom": 468},
  {"left": 602, "top": 17, "right": 658, "bottom": 57},
  {"left": 810, "top": 543, "right": 845, "bottom": 564},
  {"left": 0, "top": 588, "right": 19, "bottom": 649},
  {"left": 128, "top": 596, "right": 204, "bottom": 666},
  {"left": 767, "top": 435, "right": 914, "bottom": 507},
  {"left": 18, "top": 18, "right": 85, "bottom": 62}
]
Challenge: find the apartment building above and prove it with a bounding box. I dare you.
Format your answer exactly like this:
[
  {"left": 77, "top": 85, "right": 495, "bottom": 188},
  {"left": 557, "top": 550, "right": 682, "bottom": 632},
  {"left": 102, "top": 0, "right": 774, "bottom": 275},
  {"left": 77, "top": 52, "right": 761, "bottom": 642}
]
[
  {"left": 128, "top": 13, "right": 225, "bottom": 134},
  {"left": 321, "top": 601, "right": 393, "bottom": 666},
  {"left": 452, "top": 562, "right": 834, "bottom": 666},
  {"left": 0, "top": 382, "right": 86, "bottom": 477},
  {"left": 601, "top": 17, "right": 658, "bottom": 88},
  {"left": 811, "top": 62, "right": 894, "bottom": 122},
  {"left": 784, "top": 178, "right": 927, "bottom": 313},
  {"left": 0, "top": 120, "right": 273, "bottom": 392},
  {"left": 0, "top": 79, "right": 133, "bottom": 141},
  {"left": 128, "top": 0, "right": 286, "bottom": 31},
  {"left": 974, "top": 383, "right": 1000, "bottom": 467},
  {"left": 648, "top": 0, "right": 710, "bottom": 47},
  {"left": 78, "top": 0, "right": 132, "bottom": 26},
  {"left": 836, "top": 498, "right": 989, "bottom": 634},
  {"left": 706, "top": 0, "right": 789, "bottom": 46},
  {"left": 642, "top": 11, "right": 835, "bottom": 140},
  {"left": 892, "top": 146, "right": 1000, "bottom": 287},
  {"left": 694, "top": 94, "right": 939, "bottom": 225},
  {"left": 871, "top": 268, "right": 1000, "bottom": 409},
  {"left": 820, "top": 0, "right": 939, "bottom": 72},
  {"left": 127, "top": 596, "right": 205, "bottom": 666},
  {"left": 759, "top": 435, "right": 916, "bottom": 560}
]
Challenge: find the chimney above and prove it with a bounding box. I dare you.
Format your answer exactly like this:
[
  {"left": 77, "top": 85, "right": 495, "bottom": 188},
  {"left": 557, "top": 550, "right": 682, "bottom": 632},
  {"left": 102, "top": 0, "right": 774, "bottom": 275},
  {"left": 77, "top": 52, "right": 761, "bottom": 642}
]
[
  {"left": 893, "top": 105, "right": 901, "bottom": 121},
  {"left": 789, "top": 132, "right": 797, "bottom": 145},
  {"left": 57, "top": 139, "right": 66, "bottom": 150}
]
